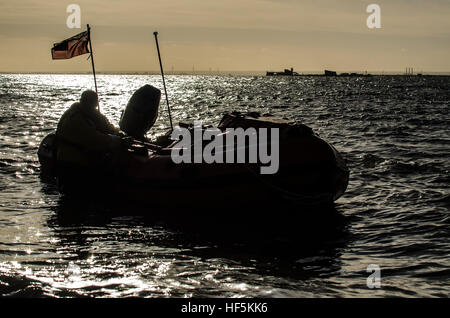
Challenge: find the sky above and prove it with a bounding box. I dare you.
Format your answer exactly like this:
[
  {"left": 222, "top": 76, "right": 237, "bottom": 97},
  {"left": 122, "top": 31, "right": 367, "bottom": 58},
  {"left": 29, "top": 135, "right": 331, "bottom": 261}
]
[{"left": 0, "top": 0, "right": 449, "bottom": 73}]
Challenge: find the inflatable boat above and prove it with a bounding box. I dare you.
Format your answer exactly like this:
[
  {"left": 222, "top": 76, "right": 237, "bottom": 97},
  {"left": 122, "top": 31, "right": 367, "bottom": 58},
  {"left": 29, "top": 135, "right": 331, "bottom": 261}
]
[{"left": 38, "top": 86, "right": 349, "bottom": 208}]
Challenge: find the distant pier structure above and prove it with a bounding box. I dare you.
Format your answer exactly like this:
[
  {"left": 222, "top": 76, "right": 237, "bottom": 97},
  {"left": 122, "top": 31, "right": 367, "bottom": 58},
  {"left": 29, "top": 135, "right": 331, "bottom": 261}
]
[
  {"left": 266, "top": 68, "right": 372, "bottom": 77},
  {"left": 327, "top": 70, "right": 372, "bottom": 77}
]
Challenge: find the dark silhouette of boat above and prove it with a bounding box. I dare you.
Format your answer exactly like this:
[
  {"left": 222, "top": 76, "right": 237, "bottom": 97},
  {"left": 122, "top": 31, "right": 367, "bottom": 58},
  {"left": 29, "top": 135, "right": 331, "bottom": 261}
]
[
  {"left": 266, "top": 68, "right": 299, "bottom": 76},
  {"left": 324, "top": 70, "right": 337, "bottom": 76},
  {"left": 38, "top": 89, "right": 349, "bottom": 209}
]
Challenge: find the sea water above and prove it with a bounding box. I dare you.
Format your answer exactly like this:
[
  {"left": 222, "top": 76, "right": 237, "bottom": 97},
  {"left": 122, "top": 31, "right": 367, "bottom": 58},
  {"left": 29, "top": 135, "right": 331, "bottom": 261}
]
[{"left": 0, "top": 74, "right": 448, "bottom": 297}]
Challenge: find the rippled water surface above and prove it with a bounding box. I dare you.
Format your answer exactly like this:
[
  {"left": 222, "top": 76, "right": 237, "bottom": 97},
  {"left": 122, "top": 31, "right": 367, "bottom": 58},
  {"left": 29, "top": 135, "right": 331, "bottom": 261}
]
[{"left": 0, "top": 74, "right": 448, "bottom": 297}]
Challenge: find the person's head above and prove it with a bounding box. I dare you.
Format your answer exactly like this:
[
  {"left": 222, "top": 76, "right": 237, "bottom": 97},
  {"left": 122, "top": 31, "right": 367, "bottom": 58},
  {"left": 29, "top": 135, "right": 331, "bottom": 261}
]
[{"left": 79, "top": 90, "right": 99, "bottom": 110}]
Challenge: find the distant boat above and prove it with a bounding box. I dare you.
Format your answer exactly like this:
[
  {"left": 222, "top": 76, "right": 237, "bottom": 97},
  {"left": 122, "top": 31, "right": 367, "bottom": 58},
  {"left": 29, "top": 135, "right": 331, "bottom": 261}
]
[
  {"left": 266, "top": 68, "right": 299, "bottom": 76},
  {"left": 324, "top": 70, "right": 337, "bottom": 76}
]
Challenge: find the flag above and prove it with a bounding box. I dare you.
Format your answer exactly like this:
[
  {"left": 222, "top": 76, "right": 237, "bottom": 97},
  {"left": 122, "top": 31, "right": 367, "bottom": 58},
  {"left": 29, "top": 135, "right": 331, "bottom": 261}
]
[{"left": 51, "top": 31, "right": 90, "bottom": 60}]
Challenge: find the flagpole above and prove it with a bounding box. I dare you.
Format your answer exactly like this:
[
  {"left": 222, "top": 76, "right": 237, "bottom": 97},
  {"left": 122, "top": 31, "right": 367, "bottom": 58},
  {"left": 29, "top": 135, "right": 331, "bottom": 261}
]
[
  {"left": 153, "top": 31, "right": 173, "bottom": 131},
  {"left": 87, "top": 24, "right": 99, "bottom": 112}
]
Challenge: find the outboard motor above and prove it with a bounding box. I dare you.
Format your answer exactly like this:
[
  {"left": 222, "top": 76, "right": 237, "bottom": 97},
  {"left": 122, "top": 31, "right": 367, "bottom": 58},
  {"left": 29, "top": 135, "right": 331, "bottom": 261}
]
[{"left": 119, "top": 85, "right": 161, "bottom": 139}]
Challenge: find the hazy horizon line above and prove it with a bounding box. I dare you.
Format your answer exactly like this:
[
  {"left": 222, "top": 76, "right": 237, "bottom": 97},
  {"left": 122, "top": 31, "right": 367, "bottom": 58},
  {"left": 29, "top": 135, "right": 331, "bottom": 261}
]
[{"left": 1, "top": 70, "right": 450, "bottom": 76}]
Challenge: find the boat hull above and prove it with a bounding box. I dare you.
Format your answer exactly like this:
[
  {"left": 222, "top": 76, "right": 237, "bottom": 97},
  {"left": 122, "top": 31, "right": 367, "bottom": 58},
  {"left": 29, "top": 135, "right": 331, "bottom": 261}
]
[{"left": 38, "top": 114, "right": 349, "bottom": 208}]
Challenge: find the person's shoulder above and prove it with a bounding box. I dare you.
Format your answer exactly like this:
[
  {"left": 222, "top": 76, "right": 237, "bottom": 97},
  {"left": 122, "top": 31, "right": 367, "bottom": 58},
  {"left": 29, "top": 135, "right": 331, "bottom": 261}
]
[
  {"left": 65, "top": 103, "right": 87, "bottom": 121},
  {"left": 62, "top": 102, "right": 81, "bottom": 114},
  {"left": 70, "top": 102, "right": 82, "bottom": 109}
]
